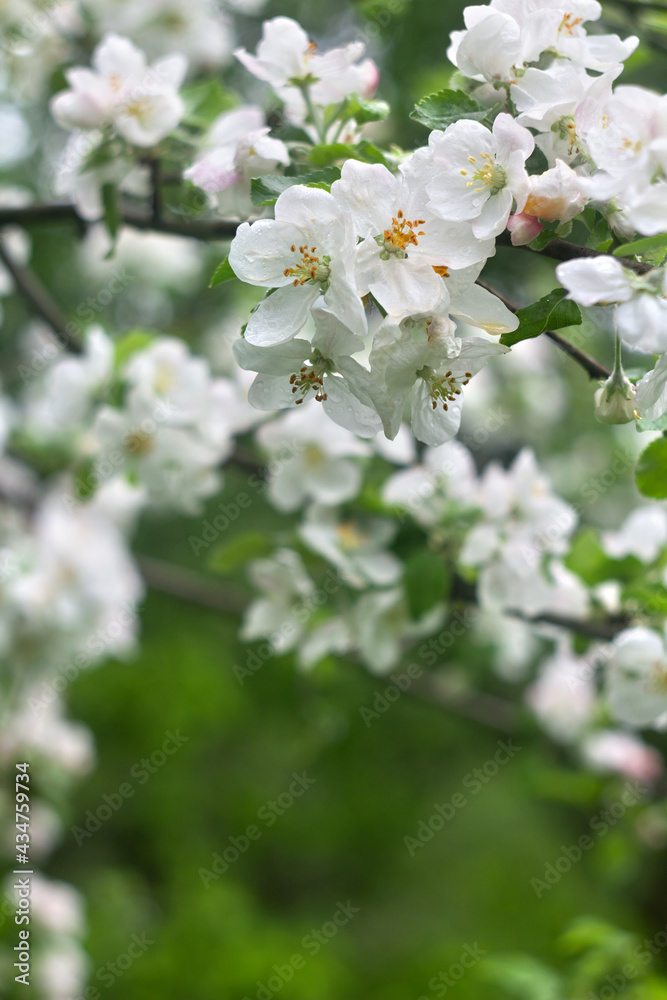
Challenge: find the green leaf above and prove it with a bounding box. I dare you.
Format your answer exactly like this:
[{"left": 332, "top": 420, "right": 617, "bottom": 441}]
[
  {"left": 181, "top": 80, "right": 236, "bottom": 128},
  {"left": 479, "top": 955, "right": 562, "bottom": 1000},
  {"left": 101, "top": 182, "right": 120, "bottom": 250},
  {"left": 335, "top": 95, "right": 390, "bottom": 125},
  {"left": 208, "top": 532, "right": 272, "bottom": 574},
  {"left": 250, "top": 167, "right": 341, "bottom": 206},
  {"left": 210, "top": 257, "right": 236, "bottom": 288},
  {"left": 636, "top": 411, "right": 667, "bottom": 433},
  {"left": 410, "top": 88, "right": 487, "bottom": 130},
  {"left": 636, "top": 437, "right": 667, "bottom": 499},
  {"left": 403, "top": 550, "right": 449, "bottom": 618},
  {"left": 308, "top": 141, "right": 387, "bottom": 167},
  {"left": 114, "top": 329, "right": 156, "bottom": 370},
  {"left": 499, "top": 288, "right": 581, "bottom": 347},
  {"left": 613, "top": 232, "right": 667, "bottom": 261}
]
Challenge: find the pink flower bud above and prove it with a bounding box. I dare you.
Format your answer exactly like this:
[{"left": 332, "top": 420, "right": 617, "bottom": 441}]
[{"left": 507, "top": 212, "right": 542, "bottom": 246}]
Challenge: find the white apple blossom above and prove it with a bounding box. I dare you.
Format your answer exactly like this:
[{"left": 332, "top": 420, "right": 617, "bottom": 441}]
[
  {"left": 556, "top": 257, "right": 667, "bottom": 354},
  {"left": 331, "top": 158, "right": 494, "bottom": 320},
  {"left": 635, "top": 354, "right": 667, "bottom": 423},
  {"left": 22, "top": 326, "right": 113, "bottom": 445},
  {"left": 50, "top": 33, "right": 187, "bottom": 147},
  {"left": 606, "top": 626, "right": 667, "bottom": 727},
  {"left": 241, "top": 548, "right": 317, "bottom": 655},
  {"left": 522, "top": 159, "right": 588, "bottom": 223},
  {"left": 526, "top": 642, "right": 596, "bottom": 742},
  {"left": 369, "top": 318, "right": 510, "bottom": 445},
  {"left": 298, "top": 504, "right": 402, "bottom": 589},
  {"left": 382, "top": 440, "right": 479, "bottom": 527},
  {"left": 426, "top": 114, "right": 534, "bottom": 239},
  {"left": 229, "top": 185, "right": 366, "bottom": 345},
  {"left": 448, "top": 0, "right": 636, "bottom": 85},
  {"left": 234, "top": 17, "right": 378, "bottom": 137},
  {"left": 233, "top": 304, "right": 381, "bottom": 437},
  {"left": 581, "top": 729, "right": 663, "bottom": 783},
  {"left": 184, "top": 105, "right": 290, "bottom": 220},
  {"left": 351, "top": 587, "right": 446, "bottom": 674},
  {"left": 81, "top": 0, "right": 234, "bottom": 71},
  {"left": 255, "top": 403, "right": 370, "bottom": 511},
  {"left": 602, "top": 506, "right": 667, "bottom": 563}
]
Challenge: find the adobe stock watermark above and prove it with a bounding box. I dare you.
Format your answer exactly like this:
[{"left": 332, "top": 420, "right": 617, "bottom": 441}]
[
  {"left": 71, "top": 730, "right": 188, "bottom": 845},
  {"left": 359, "top": 662, "right": 424, "bottom": 727},
  {"left": 530, "top": 780, "right": 645, "bottom": 898},
  {"left": 359, "top": 608, "right": 482, "bottom": 727},
  {"left": 405, "top": 740, "right": 521, "bottom": 856},
  {"left": 68, "top": 932, "right": 155, "bottom": 999},
  {"left": 61, "top": 398, "right": 176, "bottom": 510},
  {"left": 198, "top": 771, "right": 316, "bottom": 886},
  {"left": 188, "top": 438, "right": 304, "bottom": 556},
  {"left": 27, "top": 601, "right": 142, "bottom": 715},
  {"left": 242, "top": 900, "right": 360, "bottom": 1000},
  {"left": 233, "top": 569, "right": 344, "bottom": 685},
  {"left": 391, "top": 410, "right": 508, "bottom": 525},
  {"left": 588, "top": 922, "right": 667, "bottom": 1000},
  {"left": 418, "top": 943, "right": 488, "bottom": 999}
]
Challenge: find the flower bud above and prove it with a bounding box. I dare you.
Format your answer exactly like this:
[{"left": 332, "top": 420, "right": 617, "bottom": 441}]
[
  {"left": 594, "top": 375, "right": 637, "bottom": 424},
  {"left": 507, "top": 211, "right": 542, "bottom": 246}
]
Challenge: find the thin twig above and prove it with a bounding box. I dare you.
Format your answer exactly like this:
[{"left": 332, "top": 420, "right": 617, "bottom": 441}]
[
  {"left": 0, "top": 203, "right": 238, "bottom": 241},
  {"left": 137, "top": 555, "right": 248, "bottom": 616},
  {"left": 496, "top": 231, "right": 654, "bottom": 275},
  {"left": 150, "top": 159, "right": 163, "bottom": 226},
  {"left": 508, "top": 608, "right": 631, "bottom": 640},
  {"left": 476, "top": 279, "right": 611, "bottom": 381},
  {"left": 0, "top": 233, "right": 81, "bottom": 352}
]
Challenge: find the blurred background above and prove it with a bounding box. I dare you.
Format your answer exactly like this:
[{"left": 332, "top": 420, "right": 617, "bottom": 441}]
[{"left": 2, "top": 0, "right": 667, "bottom": 997}]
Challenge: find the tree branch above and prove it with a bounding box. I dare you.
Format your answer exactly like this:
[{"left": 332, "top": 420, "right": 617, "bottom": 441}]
[
  {"left": 0, "top": 203, "right": 238, "bottom": 241},
  {"left": 496, "top": 231, "right": 653, "bottom": 275},
  {"left": 137, "top": 555, "right": 248, "bottom": 616},
  {"left": 0, "top": 233, "right": 82, "bottom": 352},
  {"left": 476, "top": 279, "right": 611, "bottom": 381}
]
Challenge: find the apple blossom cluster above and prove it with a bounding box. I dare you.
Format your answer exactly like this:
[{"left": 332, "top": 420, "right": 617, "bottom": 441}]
[
  {"left": 209, "top": 4, "right": 667, "bottom": 444},
  {"left": 240, "top": 428, "right": 667, "bottom": 773}
]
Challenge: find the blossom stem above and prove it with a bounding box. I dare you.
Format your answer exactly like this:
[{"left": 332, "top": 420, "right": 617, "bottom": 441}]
[
  {"left": 475, "top": 279, "right": 611, "bottom": 380},
  {"left": 0, "top": 233, "right": 81, "bottom": 352},
  {"left": 298, "top": 82, "right": 327, "bottom": 144}
]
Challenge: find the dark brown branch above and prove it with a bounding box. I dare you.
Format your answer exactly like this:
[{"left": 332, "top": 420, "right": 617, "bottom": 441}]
[
  {"left": 137, "top": 555, "right": 248, "bottom": 616},
  {"left": 0, "top": 233, "right": 82, "bottom": 352},
  {"left": 476, "top": 279, "right": 611, "bottom": 381},
  {"left": 0, "top": 203, "right": 238, "bottom": 242},
  {"left": 496, "top": 231, "right": 654, "bottom": 275},
  {"left": 508, "top": 608, "right": 631, "bottom": 640}
]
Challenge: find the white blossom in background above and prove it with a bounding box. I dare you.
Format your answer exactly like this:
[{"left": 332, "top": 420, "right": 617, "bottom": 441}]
[
  {"left": 298, "top": 504, "right": 402, "bottom": 589},
  {"left": 382, "top": 440, "right": 479, "bottom": 527},
  {"left": 556, "top": 258, "right": 667, "bottom": 355},
  {"left": 235, "top": 16, "right": 378, "bottom": 140},
  {"left": 22, "top": 326, "right": 113, "bottom": 446},
  {"left": 447, "top": 0, "right": 636, "bottom": 85},
  {"left": 50, "top": 32, "right": 187, "bottom": 147},
  {"left": 526, "top": 642, "right": 596, "bottom": 742},
  {"left": 254, "top": 403, "right": 370, "bottom": 511},
  {"left": 602, "top": 506, "right": 667, "bottom": 563},
  {"left": 581, "top": 729, "right": 663, "bottom": 784},
  {"left": 605, "top": 627, "right": 667, "bottom": 727},
  {"left": 185, "top": 105, "right": 290, "bottom": 220},
  {"left": 80, "top": 0, "right": 234, "bottom": 70},
  {"left": 241, "top": 548, "right": 316, "bottom": 654}
]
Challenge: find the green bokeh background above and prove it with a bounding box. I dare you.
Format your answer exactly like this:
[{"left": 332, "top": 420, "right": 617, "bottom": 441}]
[{"left": 3, "top": 0, "right": 667, "bottom": 996}]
